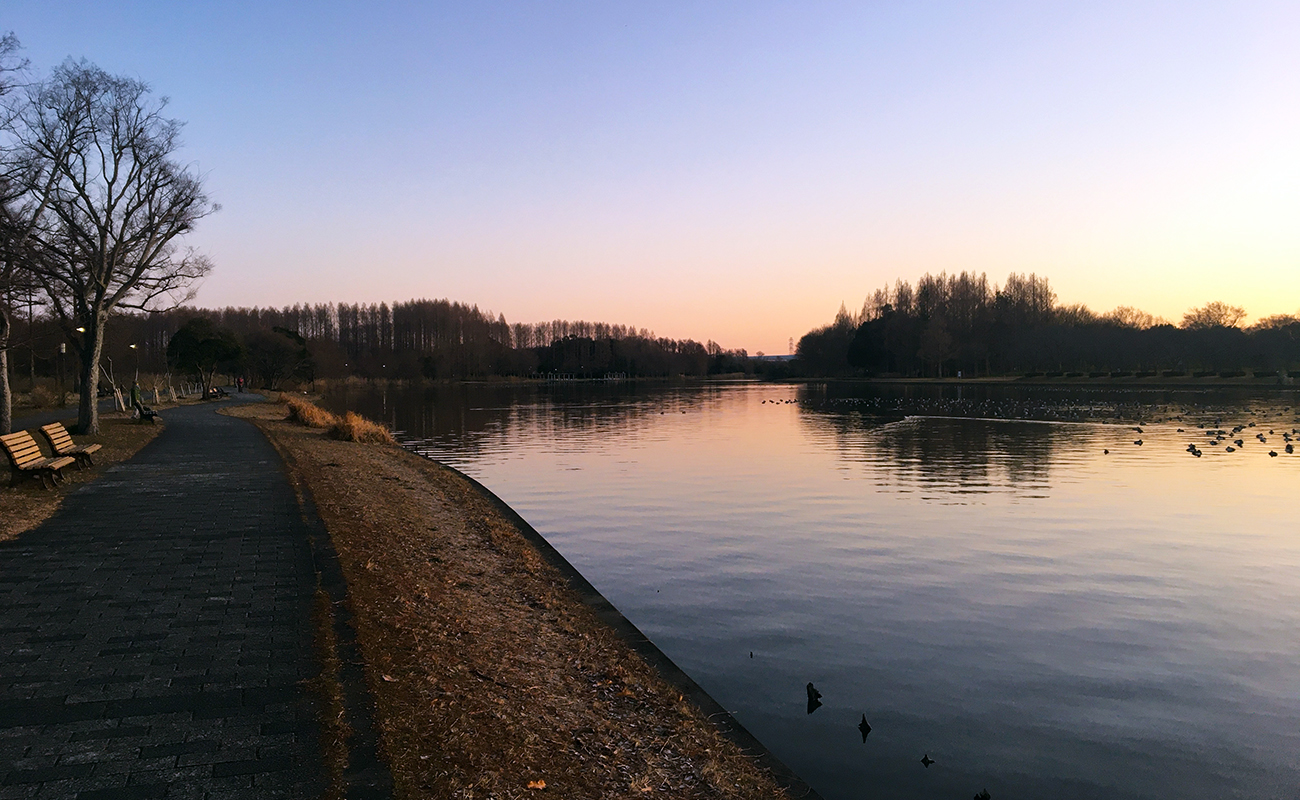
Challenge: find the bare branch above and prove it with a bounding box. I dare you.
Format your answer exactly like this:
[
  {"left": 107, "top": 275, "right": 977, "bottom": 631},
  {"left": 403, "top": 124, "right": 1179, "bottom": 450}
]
[{"left": 5, "top": 59, "right": 217, "bottom": 431}]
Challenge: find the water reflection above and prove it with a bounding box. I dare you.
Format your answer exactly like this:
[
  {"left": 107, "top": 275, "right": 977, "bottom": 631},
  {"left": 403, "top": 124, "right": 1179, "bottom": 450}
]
[
  {"left": 799, "top": 412, "right": 1086, "bottom": 499},
  {"left": 321, "top": 381, "right": 1300, "bottom": 799}
]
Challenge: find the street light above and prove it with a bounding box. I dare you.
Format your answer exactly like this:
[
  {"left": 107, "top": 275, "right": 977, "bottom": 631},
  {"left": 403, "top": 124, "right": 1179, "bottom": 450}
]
[{"left": 129, "top": 344, "right": 139, "bottom": 379}]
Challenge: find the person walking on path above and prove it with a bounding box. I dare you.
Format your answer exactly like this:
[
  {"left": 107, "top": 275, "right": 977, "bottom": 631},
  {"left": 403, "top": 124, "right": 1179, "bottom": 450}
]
[
  {"left": 0, "top": 399, "right": 328, "bottom": 797},
  {"left": 129, "top": 380, "right": 145, "bottom": 417}
]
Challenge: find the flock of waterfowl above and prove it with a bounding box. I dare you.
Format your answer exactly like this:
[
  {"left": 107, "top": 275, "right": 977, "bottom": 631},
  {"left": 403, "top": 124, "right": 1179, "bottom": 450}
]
[
  {"left": 763, "top": 396, "right": 1299, "bottom": 462},
  {"left": 802, "top": 680, "right": 990, "bottom": 798},
  {"left": 1108, "top": 417, "right": 1298, "bottom": 458},
  {"left": 1172, "top": 422, "right": 1297, "bottom": 458},
  {"left": 770, "top": 394, "right": 1299, "bottom": 429}
]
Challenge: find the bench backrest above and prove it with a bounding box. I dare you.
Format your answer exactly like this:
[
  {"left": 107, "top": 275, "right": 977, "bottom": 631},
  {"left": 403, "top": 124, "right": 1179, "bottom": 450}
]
[
  {"left": 39, "top": 422, "right": 76, "bottom": 455},
  {"left": 1, "top": 430, "right": 47, "bottom": 470}
]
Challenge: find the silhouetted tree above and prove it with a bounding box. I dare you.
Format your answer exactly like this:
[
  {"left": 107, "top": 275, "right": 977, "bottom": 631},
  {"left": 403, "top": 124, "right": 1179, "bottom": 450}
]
[
  {"left": 245, "top": 327, "right": 312, "bottom": 390},
  {"left": 1182, "top": 301, "right": 1246, "bottom": 330},
  {"left": 166, "top": 318, "right": 241, "bottom": 396},
  {"left": 13, "top": 60, "right": 216, "bottom": 431}
]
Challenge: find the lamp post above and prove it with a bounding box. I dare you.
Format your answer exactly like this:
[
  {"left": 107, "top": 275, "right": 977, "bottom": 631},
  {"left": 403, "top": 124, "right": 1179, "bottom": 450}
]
[
  {"left": 58, "top": 343, "right": 66, "bottom": 407},
  {"left": 73, "top": 327, "right": 86, "bottom": 394},
  {"left": 129, "top": 344, "right": 139, "bottom": 380}
]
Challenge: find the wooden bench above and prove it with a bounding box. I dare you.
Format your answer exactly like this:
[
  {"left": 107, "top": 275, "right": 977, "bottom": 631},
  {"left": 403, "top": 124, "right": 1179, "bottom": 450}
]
[
  {"left": 1, "top": 430, "right": 76, "bottom": 489},
  {"left": 39, "top": 422, "right": 103, "bottom": 468}
]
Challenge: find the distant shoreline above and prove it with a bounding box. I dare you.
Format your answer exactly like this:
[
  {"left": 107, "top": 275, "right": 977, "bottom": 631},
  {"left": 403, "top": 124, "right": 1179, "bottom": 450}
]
[
  {"left": 815, "top": 376, "right": 1297, "bottom": 390},
  {"left": 306, "top": 373, "right": 1299, "bottom": 391}
]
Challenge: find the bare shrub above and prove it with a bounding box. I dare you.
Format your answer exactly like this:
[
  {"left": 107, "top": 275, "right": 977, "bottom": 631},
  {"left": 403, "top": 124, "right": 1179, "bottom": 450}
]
[{"left": 29, "top": 386, "right": 56, "bottom": 408}]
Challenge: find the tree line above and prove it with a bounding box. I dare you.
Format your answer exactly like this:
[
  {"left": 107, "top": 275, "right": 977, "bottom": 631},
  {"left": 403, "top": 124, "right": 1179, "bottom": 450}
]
[
  {"left": 177, "top": 300, "right": 750, "bottom": 382},
  {"left": 6, "top": 299, "right": 755, "bottom": 399},
  {"left": 796, "top": 272, "right": 1300, "bottom": 377}
]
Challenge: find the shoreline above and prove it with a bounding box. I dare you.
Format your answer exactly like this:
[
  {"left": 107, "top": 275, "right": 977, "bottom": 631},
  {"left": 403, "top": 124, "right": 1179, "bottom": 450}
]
[
  {"left": 817, "top": 376, "right": 1297, "bottom": 389},
  {"left": 278, "top": 373, "right": 1300, "bottom": 394},
  {"left": 443, "top": 461, "right": 823, "bottom": 800},
  {"left": 228, "top": 400, "right": 816, "bottom": 799}
]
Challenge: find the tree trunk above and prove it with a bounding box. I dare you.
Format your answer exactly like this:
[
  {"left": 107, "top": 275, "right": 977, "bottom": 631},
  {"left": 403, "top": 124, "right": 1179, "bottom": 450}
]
[
  {"left": 0, "top": 305, "right": 11, "bottom": 435},
  {"left": 77, "top": 316, "right": 105, "bottom": 434},
  {"left": 28, "top": 304, "right": 36, "bottom": 392}
]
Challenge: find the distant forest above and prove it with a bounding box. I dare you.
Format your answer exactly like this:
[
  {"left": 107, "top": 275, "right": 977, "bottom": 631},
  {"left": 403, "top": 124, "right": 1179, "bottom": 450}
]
[
  {"left": 796, "top": 272, "right": 1300, "bottom": 377},
  {"left": 7, "top": 273, "right": 1296, "bottom": 391},
  {"left": 5, "top": 298, "right": 753, "bottom": 388}
]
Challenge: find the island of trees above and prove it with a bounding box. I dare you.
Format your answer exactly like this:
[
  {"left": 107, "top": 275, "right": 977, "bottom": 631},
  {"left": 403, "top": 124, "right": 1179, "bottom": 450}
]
[{"left": 796, "top": 272, "right": 1298, "bottom": 378}]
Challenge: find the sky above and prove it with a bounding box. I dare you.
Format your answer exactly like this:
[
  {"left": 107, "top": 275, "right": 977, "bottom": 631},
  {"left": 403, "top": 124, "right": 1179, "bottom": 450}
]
[{"left": 5, "top": 1, "right": 1299, "bottom": 354}]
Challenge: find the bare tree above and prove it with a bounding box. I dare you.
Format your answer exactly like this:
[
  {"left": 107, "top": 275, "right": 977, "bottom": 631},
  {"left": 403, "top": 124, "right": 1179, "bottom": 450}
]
[
  {"left": 1181, "top": 301, "right": 1246, "bottom": 330},
  {"left": 13, "top": 60, "right": 216, "bottom": 432},
  {"left": 1103, "top": 305, "right": 1167, "bottom": 329},
  {"left": 0, "top": 31, "right": 37, "bottom": 434}
]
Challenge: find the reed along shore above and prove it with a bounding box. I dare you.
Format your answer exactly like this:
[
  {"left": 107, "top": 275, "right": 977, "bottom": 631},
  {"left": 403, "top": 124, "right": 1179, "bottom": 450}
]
[{"left": 226, "top": 398, "right": 806, "bottom": 800}]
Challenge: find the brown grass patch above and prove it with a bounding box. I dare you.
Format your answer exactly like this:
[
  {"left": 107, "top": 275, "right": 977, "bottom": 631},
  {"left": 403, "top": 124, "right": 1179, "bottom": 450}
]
[
  {"left": 328, "top": 412, "right": 395, "bottom": 444},
  {"left": 277, "top": 395, "right": 393, "bottom": 444},
  {"left": 282, "top": 394, "right": 341, "bottom": 428},
  {"left": 1, "top": 413, "right": 165, "bottom": 541},
  {"left": 225, "top": 401, "right": 793, "bottom": 799}
]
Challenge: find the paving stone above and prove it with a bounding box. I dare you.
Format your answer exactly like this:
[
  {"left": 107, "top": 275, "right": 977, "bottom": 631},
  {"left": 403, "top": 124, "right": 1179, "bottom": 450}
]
[{"left": 0, "top": 402, "right": 325, "bottom": 798}]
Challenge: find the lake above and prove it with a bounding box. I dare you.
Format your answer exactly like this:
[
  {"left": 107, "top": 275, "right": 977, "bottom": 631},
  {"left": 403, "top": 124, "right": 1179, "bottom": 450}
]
[{"left": 322, "top": 380, "right": 1300, "bottom": 799}]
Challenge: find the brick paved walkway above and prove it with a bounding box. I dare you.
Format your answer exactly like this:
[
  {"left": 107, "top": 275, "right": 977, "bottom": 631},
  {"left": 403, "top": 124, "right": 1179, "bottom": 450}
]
[{"left": 0, "top": 400, "right": 326, "bottom": 799}]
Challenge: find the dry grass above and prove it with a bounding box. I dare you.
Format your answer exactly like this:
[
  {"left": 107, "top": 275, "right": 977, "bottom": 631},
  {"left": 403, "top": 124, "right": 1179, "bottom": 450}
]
[
  {"left": 226, "top": 401, "right": 793, "bottom": 800},
  {"left": 282, "top": 394, "right": 341, "bottom": 428},
  {"left": 1, "top": 413, "right": 165, "bottom": 541},
  {"left": 328, "top": 412, "right": 395, "bottom": 444},
  {"left": 277, "top": 394, "right": 394, "bottom": 444}
]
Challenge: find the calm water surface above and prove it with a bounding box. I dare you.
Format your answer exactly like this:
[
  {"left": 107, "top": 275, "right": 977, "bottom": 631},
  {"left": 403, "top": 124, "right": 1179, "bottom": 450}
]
[{"left": 324, "top": 382, "right": 1300, "bottom": 799}]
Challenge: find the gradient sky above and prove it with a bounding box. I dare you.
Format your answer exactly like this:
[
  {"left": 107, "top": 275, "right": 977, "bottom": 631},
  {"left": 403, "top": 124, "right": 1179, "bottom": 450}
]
[{"left": 6, "top": 2, "right": 1299, "bottom": 353}]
